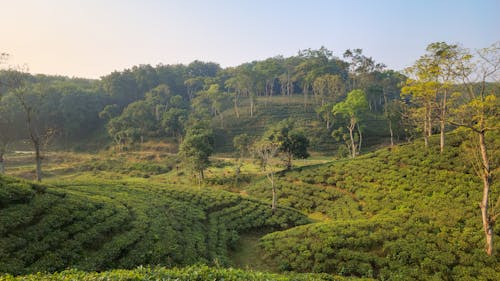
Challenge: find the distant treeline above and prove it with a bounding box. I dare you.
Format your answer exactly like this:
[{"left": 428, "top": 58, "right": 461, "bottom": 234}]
[{"left": 0, "top": 47, "right": 407, "bottom": 151}]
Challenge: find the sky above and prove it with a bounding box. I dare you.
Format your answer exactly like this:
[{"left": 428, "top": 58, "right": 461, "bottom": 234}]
[{"left": 1, "top": 0, "right": 499, "bottom": 79}]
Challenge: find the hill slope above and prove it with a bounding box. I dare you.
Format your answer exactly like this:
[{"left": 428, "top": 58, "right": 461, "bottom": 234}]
[
  {"left": 244, "top": 135, "right": 500, "bottom": 280},
  {"left": 212, "top": 96, "right": 389, "bottom": 153},
  {"left": 0, "top": 176, "right": 309, "bottom": 275}
]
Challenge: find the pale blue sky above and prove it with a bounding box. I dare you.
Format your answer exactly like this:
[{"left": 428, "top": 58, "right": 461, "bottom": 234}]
[{"left": 1, "top": 0, "right": 499, "bottom": 78}]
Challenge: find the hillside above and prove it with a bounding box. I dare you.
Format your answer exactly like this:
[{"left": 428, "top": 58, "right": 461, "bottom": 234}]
[
  {"left": 212, "top": 96, "right": 390, "bottom": 154},
  {"left": 243, "top": 134, "right": 500, "bottom": 280},
  {"left": 0, "top": 175, "right": 309, "bottom": 275},
  {"left": 1, "top": 133, "right": 499, "bottom": 280}
]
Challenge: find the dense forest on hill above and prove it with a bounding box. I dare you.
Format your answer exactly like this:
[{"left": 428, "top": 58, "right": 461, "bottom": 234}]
[
  {"left": 0, "top": 42, "right": 499, "bottom": 280},
  {"left": 0, "top": 47, "right": 405, "bottom": 153}
]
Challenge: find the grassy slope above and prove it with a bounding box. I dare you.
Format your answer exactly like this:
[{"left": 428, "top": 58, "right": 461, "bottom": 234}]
[
  {"left": 0, "top": 175, "right": 310, "bottom": 275},
  {"left": 2, "top": 132, "right": 499, "bottom": 280},
  {"left": 212, "top": 96, "right": 389, "bottom": 154},
  {"left": 244, "top": 134, "right": 499, "bottom": 280}
]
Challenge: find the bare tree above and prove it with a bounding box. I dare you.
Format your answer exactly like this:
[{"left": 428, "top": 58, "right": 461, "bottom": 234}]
[
  {"left": 5, "top": 69, "right": 56, "bottom": 182},
  {"left": 253, "top": 139, "right": 281, "bottom": 213}
]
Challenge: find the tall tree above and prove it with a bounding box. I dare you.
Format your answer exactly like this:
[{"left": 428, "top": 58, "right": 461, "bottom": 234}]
[
  {"left": 253, "top": 138, "right": 281, "bottom": 213},
  {"left": 0, "top": 96, "right": 19, "bottom": 174},
  {"left": 312, "top": 74, "right": 345, "bottom": 106},
  {"left": 403, "top": 42, "right": 462, "bottom": 152},
  {"left": 264, "top": 119, "right": 310, "bottom": 170},
  {"left": 332, "top": 89, "right": 369, "bottom": 158},
  {"left": 179, "top": 122, "right": 214, "bottom": 182},
  {"left": 12, "top": 81, "right": 56, "bottom": 182},
  {"left": 449, "top": 42, "right": 499, "bottom": 256}
]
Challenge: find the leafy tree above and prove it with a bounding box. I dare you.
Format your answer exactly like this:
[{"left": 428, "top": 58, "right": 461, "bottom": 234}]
[
  {"left": 312, "top": 74, "right": 345, "bottom": 106},
  {"left": 106, "top": 100, "right": 156, "bottom": 150},
  {"left": 232, "top": 133, "right": 252, "bottom": 180},
  {"left": 161, "top": 106, "right": 188, "bottom": 143},
  {"left": 343, "top": 48, "right": 385, "bottom": 91},
  {"left": 403, "top": 42, "right": 462, "bottom": 152},
  {"left": 296, "top": 47, "right": 345, "bottom": 108},
  {"left": 58, "top": 87, "right": 103, "bottom": 143},
  {"left": 401, "top": 79, "right": 438, "bottom": 148},
  {"left": 99, "top": 104, "right": 121, "bottom": 121},
  {"left": 380, "top": 70, "right": 405, "bottom": 147},
  {"left": 233, "top": 133, "right": 252, "bottom": 159},
  {"left": 179, "top": 122, "right": 214, "bottom": 182},
  {"left": 315, "top": 102, "right": 335, "bottom": 129},
  {"left": 332, "top": 89, "right": 369, "bottom": 158},
  {"left": 264, "top": 119, "right": 310, "bottom": 170},
  {"left": 101, "top": 70, "right": 140, "bottom": 108},
  {"left": 0, "top": 96, "right": 19, "bottom": 173}
]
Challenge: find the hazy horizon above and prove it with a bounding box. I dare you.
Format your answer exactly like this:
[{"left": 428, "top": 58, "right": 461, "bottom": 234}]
[{"left": 1, "top": 0, "right": 499, "bottom": 79}]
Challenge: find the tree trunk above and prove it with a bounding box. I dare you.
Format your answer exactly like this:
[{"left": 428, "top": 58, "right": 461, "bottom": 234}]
[
  {"left": 349, "top": 118, "right": 356, "bottom": 158},
  {"left": 478, "top": 131, "right": 493, "bottom": 256},
  {"left": 427, "top": 105, "right": 432, "bottom": 137},
  {"left": 439, "top": 89, "right": 447, "bottom": 153},
  {"left": 234, "top": 93, "right": 240, "bottom": 119},
  {"left": 286, "top": 153, "right": 292, "bottom": 170},
  {"left": 0, "top": 152, "right": 4, "bottom": 174},
  {"left": 303, "top": 84, "right": 308, "bottom": 109},
  {"left": 200, "top": 169, "right": 204, "bottom": 180},
  {"left": 35, "top": 143, "right": 42, "bottom": 182},
  {"left": 424, "top": 105, "right": 429, "bottom": 148},
  {"left": 383, "top": 89, "right": 394, "bottom": 148},
  {"left": 389, "top": 119, "right": 394, "bottom": 147},
  {"left": 357, "top": 123, "right": 363, "bottom": 155},
  {"left": 270, "top": 171, "right": 276, "bottom": 214},
  {"left": 250, "top": 95, "right": 254, "bottom": 117}
]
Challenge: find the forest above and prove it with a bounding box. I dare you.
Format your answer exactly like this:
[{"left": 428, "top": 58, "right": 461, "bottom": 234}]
[{"left": 0, "top": 41, "right": 499, "bottom": 281}]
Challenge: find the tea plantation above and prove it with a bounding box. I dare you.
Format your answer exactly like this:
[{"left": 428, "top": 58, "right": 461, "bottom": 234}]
[
  {"left": 0, "top": 175, "right": 309, "bottom": 275},
  {"left": 1, "top": 134, "right": 499, "bottom": 280},
  {"left": 0, "top": 265, "right": 373, "bottom": 281},
  {"left": 246, "top": 135, "right": 500, "bottom": 280}
]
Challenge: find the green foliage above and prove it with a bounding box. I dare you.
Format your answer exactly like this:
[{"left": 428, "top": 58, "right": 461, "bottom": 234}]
[
  {"left": 0, "top": 265, "right": 370, "bottom": 281},
  {"left": 233, "top": 134, "right": 252, "bottom": 158},
  {"left": 263, "top": 119, "right": 310, "bottom": 169},
  {"left": 179, "top": 123, "right": 214, "bottom": 179},
  {"left": 332, "top": 89, "right": 369, "bottom": 157},
  {"left": 249, "top": 135, "right": 499, "bottom": 280},
  {"left": 0, "top": 175, "right": 309, "bottom": 275}
]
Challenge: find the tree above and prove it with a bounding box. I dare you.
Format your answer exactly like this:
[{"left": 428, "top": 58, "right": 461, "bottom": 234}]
[
  {"left": 253, "top": 139, "right": 281, "bottom": 213},
  {"left": 316, "top": 102, "right": 335, "bottom": 129},
  {"left": 264, "top": 119, "right": 310, "bottom": 170},
  {"left": 381, "top": 70, "right": 405, "bottom": 147},
  {"left": 401, "top": 79, "right": 438, "bottom": 148},
  {"left": 179, "top": 122, "right": 214, "bottom": 182},
  {"left": 403, "top": 42, "right": 463, "bottom": 152},
  {"left": 343, "top": 48, "right": 385, "bottom": 92},
  {"left": 332, "top": 89, "right": 369, "bottom": 158},
  {"left": 233, "top": 133, "right": 252, "bottom": 159},
  {"left": 312, "top": 74, "right": 345, "bottom": 106},
  {"left": 0, "top": 96, "right": 19, "bottom": 174},
  {"left": 449, "top": 42, "right": 499, "bottom": 256},
  {"left": 107, "top": 100, "right": 156, "bottom": 148},
  {"left": 11, "top": 80, "right": 56, "bottom": 182},
  {"left": 233, "top": 133, "right": 252, "bottom": 180}
]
